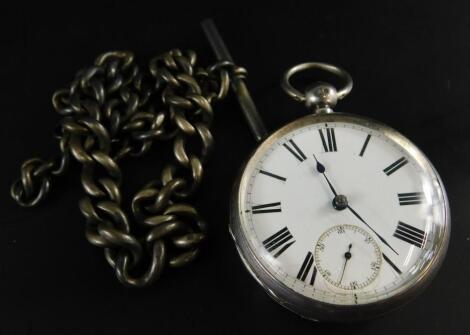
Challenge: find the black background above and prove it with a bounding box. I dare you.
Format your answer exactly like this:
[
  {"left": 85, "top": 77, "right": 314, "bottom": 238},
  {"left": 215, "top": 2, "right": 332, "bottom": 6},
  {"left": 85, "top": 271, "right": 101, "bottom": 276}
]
[{"left": 1, "top": 2, "right": 469, "bottom": 334}]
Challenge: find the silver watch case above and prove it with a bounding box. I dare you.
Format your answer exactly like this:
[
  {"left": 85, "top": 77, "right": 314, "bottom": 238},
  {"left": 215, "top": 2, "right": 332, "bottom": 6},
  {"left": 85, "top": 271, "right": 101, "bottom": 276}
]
[{"left": 229, "top": 112, "right": 450, "bottom": 322}]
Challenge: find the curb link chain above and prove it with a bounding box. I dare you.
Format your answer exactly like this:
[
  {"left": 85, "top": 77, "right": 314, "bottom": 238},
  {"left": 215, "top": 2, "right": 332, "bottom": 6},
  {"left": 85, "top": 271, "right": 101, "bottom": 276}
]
[{"left": 10, "top": 49, "right": 247, "bottom": 287}]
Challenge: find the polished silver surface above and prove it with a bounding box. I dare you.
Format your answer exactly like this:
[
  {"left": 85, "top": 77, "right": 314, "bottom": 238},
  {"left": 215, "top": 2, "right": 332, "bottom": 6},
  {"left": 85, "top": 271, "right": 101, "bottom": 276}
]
[
  {"left": 282, "top": 62, "right": 353, "bottom": 111},
  {"left": 304, "top": 82, "right": 338, "bottom": 113},
  {"left": 230, "top": 112, "right": 450, "bottom": 322}
]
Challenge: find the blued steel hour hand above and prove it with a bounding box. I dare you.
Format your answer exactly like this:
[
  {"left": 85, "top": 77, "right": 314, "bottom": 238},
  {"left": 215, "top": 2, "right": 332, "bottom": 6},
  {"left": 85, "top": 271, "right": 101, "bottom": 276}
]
[{"left": 312, "top": 153, "right": 338, "bottom": 197}]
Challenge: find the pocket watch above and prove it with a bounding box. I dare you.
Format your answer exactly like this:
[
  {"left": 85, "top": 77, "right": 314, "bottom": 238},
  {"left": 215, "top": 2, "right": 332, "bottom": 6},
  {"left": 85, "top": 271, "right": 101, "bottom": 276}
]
[
  {"left": 229, "top": 63, "right": 450, "bottom": 321},
  {"left": 201, "top": 21, "right": 450, "bottom": 322}
]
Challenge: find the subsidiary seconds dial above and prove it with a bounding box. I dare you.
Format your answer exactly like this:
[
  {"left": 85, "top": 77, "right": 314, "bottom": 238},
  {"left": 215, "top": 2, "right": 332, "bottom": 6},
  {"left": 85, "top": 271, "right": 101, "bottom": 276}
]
[{"left": 314, "top": 225, "right": 382, "bottom": 290}]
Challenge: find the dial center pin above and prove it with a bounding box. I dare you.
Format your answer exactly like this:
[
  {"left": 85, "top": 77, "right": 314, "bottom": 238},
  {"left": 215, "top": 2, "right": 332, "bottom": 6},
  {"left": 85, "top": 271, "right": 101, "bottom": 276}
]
[{"left": 333, "top": 194, "right": 348, "bottom": 211}]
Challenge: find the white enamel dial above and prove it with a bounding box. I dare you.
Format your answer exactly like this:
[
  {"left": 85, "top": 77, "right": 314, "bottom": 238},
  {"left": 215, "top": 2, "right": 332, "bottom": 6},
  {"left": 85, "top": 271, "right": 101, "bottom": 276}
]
[{"left": 236, "top": 117, "right": 448, "bottom": 308}]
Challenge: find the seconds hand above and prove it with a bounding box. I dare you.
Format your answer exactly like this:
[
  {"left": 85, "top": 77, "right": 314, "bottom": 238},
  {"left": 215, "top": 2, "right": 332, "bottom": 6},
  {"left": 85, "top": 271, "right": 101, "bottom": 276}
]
[
  {"left": 312, "top": 154, "right": 399, "bottom": 256},
  {"left": 339, "top": 243, "right": 353, "bottom": 284}
]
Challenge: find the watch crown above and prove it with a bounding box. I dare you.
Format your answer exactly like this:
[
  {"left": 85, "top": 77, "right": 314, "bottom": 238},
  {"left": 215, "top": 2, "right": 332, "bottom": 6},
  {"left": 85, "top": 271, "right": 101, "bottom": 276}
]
[{"left": 305, "top": 82, "right": 338, "bottom": 114}]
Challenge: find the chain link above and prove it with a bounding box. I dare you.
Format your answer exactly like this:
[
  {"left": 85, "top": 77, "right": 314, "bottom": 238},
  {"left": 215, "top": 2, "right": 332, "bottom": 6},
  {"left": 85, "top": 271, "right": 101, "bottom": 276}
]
[{"left": 11, "top": 49, "right": 246, "bottom": 287}]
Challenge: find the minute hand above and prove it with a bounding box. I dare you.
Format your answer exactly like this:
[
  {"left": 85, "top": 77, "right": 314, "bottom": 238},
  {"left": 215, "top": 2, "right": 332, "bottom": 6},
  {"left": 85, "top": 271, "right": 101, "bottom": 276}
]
[
  {"left": 347, "top": 205, "right": 399, "bottom": 256},
  {"left": 312, "top": 153, "right": 398, "bottom": 255}
]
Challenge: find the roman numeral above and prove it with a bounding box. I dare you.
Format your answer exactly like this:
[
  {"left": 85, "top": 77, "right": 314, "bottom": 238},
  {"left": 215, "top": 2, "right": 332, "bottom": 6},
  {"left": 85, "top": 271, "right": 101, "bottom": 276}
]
[
  {"left": 283, "top": 139, "right": 307, "bottom": 162},
  {"left": 393, "top": 221, "right": 426, "bottom": 248},
  {"left": 383, "top": 157, "right": 408, "bottom": 176},
  {"left": 252, "top": 202, "right": 281, "bottom": 214},
  {"left": 382, "top": 253, "right": 402, "bottom": 274},
  {"left": 359, "top": 134, "right": 371, "bottom": 157},
  {"left": 296, "top": 251, "right": 317, "bottom": 285},
  {"left": 319, "top": 127, "right": 337, "bottom": 152},
  {"left": 262, "top": 227, "right": 295, "bottom": 258},
  {"left": 259, "top": 170, "right": 287, "bottom": 182},
  {"left": 398, "top": 192, "right": 424, "bottom": 206}
]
